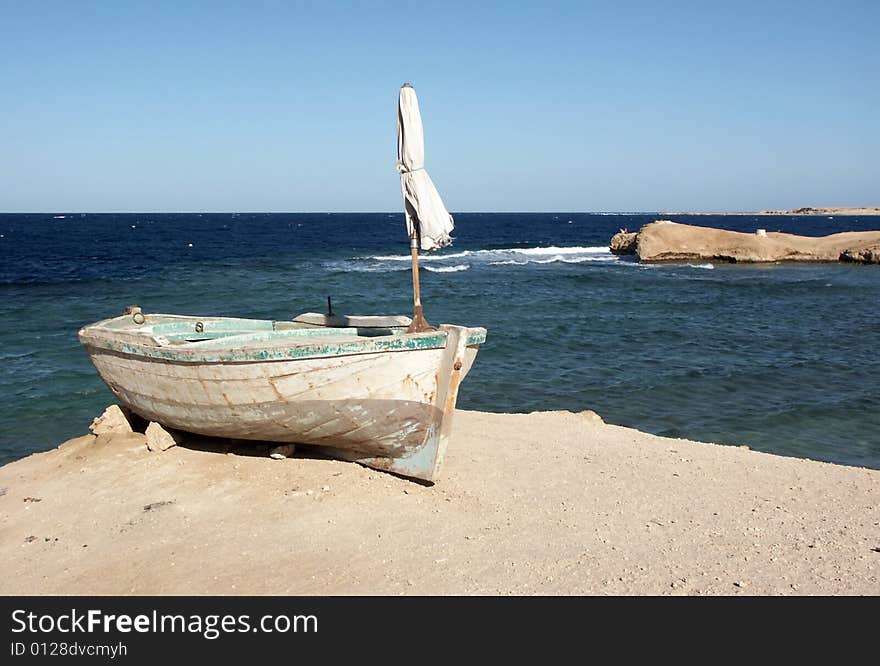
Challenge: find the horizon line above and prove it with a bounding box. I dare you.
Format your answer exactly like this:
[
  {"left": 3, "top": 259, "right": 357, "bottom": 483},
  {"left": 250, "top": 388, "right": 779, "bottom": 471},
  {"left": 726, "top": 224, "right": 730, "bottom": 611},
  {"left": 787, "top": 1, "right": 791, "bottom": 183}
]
[
  {"left": 0, "top": 210, "right": 724, "bottom": 215},
  {"left": 2, "top": 207, "right": 875, "bottom": 215}
]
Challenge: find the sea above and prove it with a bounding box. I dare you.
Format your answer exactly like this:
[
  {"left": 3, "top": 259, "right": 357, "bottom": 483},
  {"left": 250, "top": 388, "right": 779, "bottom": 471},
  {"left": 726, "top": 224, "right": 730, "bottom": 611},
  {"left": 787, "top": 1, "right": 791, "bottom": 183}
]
[{"left": 1, "top": 212, "right": 878, "bottom": 469}]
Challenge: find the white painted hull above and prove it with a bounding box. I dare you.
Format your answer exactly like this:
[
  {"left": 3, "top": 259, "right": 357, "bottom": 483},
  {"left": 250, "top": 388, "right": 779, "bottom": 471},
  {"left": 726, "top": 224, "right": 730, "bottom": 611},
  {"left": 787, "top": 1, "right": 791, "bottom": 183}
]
[{"left": 80, "top": 314, "right": 484, "bottom": 481}]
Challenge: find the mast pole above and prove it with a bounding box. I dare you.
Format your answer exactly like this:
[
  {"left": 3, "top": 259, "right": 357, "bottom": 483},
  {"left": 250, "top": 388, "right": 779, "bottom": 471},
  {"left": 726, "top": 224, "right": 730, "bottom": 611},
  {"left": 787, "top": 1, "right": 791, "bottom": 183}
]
[{"left": 408, "top": 234, "right": 431, "bottom": 332}]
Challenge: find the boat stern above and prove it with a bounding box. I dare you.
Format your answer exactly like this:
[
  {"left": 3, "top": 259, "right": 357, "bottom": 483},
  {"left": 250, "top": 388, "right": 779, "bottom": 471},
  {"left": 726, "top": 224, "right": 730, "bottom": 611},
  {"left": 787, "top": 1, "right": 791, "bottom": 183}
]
[{"left": 325, "top": 324, "right": 485, "bottom": 482}]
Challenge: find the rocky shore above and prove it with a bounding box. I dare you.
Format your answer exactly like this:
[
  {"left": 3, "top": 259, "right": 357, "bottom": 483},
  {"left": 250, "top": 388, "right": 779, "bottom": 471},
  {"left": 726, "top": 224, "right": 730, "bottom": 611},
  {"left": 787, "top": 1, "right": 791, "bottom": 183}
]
[
  {"left": 759, "top": 207, "right": 880, "bottom": 216},
  {"left": 659, "top": 207, "right": 880, "bottom": 216},
  {"left": 610, "top": 220, "right": 880, "bottom": 264},
  {"left": 1, "top": 406, "right": 877, "bottom": 595}
]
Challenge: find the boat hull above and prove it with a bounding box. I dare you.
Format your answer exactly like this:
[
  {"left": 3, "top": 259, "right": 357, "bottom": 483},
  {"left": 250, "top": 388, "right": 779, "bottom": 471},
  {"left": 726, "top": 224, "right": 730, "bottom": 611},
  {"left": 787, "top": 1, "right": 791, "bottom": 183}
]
[{"left": 79, "top": 314, "right": 484, "bottom": 481}]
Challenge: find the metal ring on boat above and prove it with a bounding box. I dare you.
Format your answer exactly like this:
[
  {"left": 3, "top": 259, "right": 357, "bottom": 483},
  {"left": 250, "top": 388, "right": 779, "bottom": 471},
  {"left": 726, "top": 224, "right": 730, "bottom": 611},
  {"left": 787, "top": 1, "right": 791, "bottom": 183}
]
[
  {"left": 132, "top": 312, "right": 146, "bottom": 325},
  {"left": 195, "top": 321, "right": 204, "bottom": 333}
]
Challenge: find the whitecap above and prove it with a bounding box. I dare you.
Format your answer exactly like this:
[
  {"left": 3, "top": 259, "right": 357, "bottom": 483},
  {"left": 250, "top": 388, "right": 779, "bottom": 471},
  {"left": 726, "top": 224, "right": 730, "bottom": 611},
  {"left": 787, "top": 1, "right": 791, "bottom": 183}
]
[
  {"left": 368, "top": 245, "right": 610, "bottom": 262},
  {"left": 357, "top": 245, "right": 619, "bottom": 270},
  {"left": 562, "top": 256, "right": 615, "bottom": 264},
  {"left": 512, "top": 245, "right": 608, "bottom": 256},
  {"left": 424, "top": 264, "right": 470, "bottom": 273},
  {"left": 530, "top": 255, "right": 568, "bottom": 264},
  {"left": 369, "top": 250, "right": 472, "bottom": 262},
  {"left": 324, "top": 261, "right": 411, "bottom": 273}
]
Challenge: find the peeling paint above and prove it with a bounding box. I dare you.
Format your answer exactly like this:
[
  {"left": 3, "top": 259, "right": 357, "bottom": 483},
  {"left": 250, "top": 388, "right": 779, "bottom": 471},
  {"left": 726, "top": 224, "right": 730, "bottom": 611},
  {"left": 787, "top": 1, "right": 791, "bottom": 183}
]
[{"left": 79, "top": 313, "right": 488, "bottom": 481}]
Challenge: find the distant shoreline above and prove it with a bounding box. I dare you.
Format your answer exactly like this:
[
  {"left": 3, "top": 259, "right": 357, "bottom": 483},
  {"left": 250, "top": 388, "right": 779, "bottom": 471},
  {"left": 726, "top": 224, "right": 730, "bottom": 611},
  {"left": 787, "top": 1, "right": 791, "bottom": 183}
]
[
  {"left": 2, "top": 208, "right": 879, "bottom": 216},
  {"left": 661, "top": 207, "right": 880, "bottom": 216}
]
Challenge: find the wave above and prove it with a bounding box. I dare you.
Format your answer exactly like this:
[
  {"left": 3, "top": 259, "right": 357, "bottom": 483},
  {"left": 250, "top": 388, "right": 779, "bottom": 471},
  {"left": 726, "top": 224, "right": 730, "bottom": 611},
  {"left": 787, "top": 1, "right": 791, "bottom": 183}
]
[
  {"left": 325, "top": 262, "right": 412, "bottom": 273},
  {"left": 424, "top": 264, "right": 470, "bottom": 273},
  {"left": 510, "top": 245, "right": 609, "bottom": 256},
  {"left": 366, "top": 245, "right": 614, "bottom": 263},
  {"left": 688, "top": 263, "right": 715, "bottom": 270},
  {"left": 0, "top": 350, "right": 37, "bottom": 361},
  {"left": 369, "top": 250, "right": 473, "bottom": 262},
  {"left": 329, "top": 244, "right": 632, "bottom": 273}
]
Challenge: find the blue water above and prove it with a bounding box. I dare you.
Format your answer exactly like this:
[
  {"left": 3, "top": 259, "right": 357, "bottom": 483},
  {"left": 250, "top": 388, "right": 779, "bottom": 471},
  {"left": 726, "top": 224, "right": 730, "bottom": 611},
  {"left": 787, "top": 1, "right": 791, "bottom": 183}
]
[{"left": 1, "top": 212, "right": 878, "bottom": 469}]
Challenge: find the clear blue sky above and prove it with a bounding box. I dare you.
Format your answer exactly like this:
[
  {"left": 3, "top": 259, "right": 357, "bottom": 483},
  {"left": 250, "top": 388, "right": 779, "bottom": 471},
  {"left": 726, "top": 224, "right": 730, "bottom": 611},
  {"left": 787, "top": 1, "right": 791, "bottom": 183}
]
[{"left": 1, "top": 0, "right": 877, "bottom": 212}]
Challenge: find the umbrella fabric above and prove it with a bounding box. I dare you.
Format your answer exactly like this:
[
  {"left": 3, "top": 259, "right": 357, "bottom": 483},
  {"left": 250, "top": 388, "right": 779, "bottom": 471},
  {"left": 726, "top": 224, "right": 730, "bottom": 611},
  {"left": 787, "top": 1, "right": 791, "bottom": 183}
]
[{"left": 396, "top": 84, "right": 454, "bottom": 251}]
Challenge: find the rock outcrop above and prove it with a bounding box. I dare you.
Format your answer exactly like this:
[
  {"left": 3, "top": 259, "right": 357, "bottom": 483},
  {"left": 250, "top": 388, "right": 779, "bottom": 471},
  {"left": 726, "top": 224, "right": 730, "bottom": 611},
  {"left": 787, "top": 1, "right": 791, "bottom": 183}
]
[
  {"left": 609, "top": 229, "right": 638, "bottom": 255},
  {"left": 628, "top": 221, "right": 880, "bottom": 263},
  {"left": 145, "top": 422, "right": 181, "bottom": 452},
  {"left": 840, "top": 244, "right": 880, "bottom": 265},
  {"left": 89, "top": 405, "right": 133, "bottom": 436},
  {"left": 577, "top": 409, "right": 604, "bottom": 424}
]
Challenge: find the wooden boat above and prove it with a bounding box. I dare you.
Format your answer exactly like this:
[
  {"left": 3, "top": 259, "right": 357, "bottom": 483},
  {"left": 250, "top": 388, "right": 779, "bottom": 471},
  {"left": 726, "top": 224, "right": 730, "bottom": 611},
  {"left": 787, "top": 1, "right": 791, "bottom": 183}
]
[{"left": 79, "top": 310, "right": 486, "bottom": 481}]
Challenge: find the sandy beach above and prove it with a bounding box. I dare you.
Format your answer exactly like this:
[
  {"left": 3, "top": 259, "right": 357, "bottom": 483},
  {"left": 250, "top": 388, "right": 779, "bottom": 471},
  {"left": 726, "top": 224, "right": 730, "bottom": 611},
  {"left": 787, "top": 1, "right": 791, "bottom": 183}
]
[{"left": 1, "top": 408, "right": 877, "bottom": 596}]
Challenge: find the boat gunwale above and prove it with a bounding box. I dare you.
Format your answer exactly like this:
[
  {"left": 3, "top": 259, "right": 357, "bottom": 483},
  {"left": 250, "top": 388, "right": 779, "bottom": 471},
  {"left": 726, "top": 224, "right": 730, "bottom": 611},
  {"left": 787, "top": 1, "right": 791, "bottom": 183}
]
[{"left": 79, "top": 314, "right": 486, "bottom": 364}]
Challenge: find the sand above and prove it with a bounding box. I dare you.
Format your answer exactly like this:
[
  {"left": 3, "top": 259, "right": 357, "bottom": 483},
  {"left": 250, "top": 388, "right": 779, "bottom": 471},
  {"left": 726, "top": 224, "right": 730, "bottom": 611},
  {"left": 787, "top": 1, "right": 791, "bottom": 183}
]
[{"left": 1, "top": 409, "right": 877, "bottom": 595}]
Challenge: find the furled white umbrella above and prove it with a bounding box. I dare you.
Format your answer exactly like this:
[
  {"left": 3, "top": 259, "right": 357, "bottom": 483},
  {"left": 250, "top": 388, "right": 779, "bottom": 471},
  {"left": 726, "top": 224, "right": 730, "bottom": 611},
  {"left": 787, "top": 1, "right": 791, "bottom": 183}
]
[
  {"left": 396, "top": 83, "right": 454, "bottom": 332},
  {"left": 397, "top": 84, "right": 454, "bottom": 251}
]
